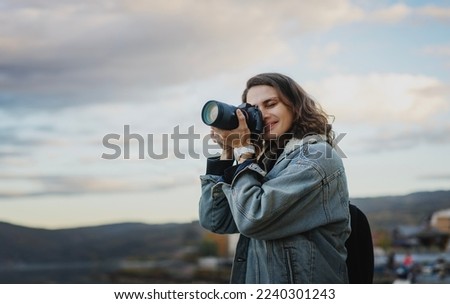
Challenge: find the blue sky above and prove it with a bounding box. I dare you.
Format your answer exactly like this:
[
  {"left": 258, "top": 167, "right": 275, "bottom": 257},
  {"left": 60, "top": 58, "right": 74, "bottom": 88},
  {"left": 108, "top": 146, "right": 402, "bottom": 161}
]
[{"left": 1, "top": 0, "right": 449, "bottom": 228}]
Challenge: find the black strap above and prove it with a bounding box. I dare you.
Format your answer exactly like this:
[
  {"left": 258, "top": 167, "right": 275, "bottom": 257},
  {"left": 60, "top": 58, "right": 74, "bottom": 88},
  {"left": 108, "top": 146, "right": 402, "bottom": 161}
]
[{"left": 346, "top": 204, "right": 374, "bottom": 283}]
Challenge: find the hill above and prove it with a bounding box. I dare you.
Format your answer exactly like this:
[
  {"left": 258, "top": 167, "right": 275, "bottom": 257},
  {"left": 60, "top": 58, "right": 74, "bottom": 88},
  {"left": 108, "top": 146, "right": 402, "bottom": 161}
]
[
  {"left": 351, "top": 190, "right": 450, "bottom": 231},
  {"left": 1, "top": 190, "right": 450, "bottom": 265},
  {"left": 1, "top": 190, "right": 450, "bottom": 283},
  {"left": 0, "top": 221, "right": 204, "bottom": 265}
]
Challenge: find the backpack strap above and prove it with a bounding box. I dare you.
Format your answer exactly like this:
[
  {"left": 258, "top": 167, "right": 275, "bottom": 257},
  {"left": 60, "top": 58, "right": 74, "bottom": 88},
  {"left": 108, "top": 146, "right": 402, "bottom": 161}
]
[{"left": 345, "top": 204, "right": 374, "bottom": 283}]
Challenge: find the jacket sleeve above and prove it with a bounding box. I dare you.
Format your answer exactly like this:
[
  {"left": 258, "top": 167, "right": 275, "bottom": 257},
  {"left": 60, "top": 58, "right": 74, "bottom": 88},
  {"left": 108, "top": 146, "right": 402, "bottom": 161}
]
[
  {"left": 198, "top": 157, "right": 239, "bottom": 234},
  {"left": 221, "top": 158, "right": 348, "bottom": 240}
]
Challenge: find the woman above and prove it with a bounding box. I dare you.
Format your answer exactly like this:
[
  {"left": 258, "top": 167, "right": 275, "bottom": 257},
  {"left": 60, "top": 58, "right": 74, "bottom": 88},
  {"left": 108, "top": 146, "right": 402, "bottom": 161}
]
[{"left": 199, "top": 73, "right": 350, "bottom": 283}]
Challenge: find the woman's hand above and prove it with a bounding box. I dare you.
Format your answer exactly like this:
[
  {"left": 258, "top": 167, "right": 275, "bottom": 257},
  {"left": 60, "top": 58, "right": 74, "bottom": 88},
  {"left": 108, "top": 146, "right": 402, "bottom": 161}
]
[{"left": 210, "top": 110, "right": 252, "bottom": 160}]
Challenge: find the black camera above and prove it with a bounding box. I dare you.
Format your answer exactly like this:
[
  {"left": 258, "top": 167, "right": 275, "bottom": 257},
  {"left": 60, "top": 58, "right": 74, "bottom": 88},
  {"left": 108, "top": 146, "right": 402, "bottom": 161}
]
[{"left": 201, "top": 100, "right": 264, "bottom": 134}]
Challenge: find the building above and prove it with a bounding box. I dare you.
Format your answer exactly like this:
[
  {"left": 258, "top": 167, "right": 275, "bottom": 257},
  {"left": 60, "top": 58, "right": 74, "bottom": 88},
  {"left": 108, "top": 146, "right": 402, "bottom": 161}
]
[
  {"left": 431, "top": 209, "right": 450, "bottom": 234},
  {"left": 203, "top": 232, "right": 230, "bottom": 257}
]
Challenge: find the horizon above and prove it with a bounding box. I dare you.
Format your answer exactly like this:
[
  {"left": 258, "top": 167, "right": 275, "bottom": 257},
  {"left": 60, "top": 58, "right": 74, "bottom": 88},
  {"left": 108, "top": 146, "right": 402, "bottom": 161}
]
[
  {"left": 2, "top": 188, "right": 449, "bottom": 230},
  {"left": 1, "top": 0, "right": 450, "bottom": 229}
]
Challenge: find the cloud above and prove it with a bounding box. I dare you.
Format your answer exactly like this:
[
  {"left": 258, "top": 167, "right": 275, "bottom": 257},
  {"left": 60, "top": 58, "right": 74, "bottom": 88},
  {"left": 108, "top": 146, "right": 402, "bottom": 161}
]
[
  {"left": 0, "top": 151, "right": 22, "bottom": 159},
  {"left": 0, "top": 128, "right": 37, "bottom": 147},
  {"left": 303, "top": 72, "right": 450, "bottom": 152},
  {"left": 369, "top": 4, "right": 412, "bottom": 23},
  {"left": 3, "top": 0, "right": 449, "bottom": 112},
  {"left": 2, "top": 0, "right": 449, "bottom": 152},
  {"left": 0, "top": 1, "right": 279, "bottom": 109},
  {"left": 364, "top": 3, "right": 450, "bottom": 24},
  {"left": 0, "top": 172, "right": 197, "bottom": 198},
  {"left": 418, "top": 174, "right": 450, "bottom": 181},
  {"left": 306, "top": 73, "right": 450, "bottom": 125},
  {"left": 360, "top": 123, "right": 450, "bottom": 153},
  {"left": 307, "top": 42, "right": 342, "bottom": 70},
  {"left": 423, "top": 45, "right": 450, "bottom": 57},
  {"left": 418, "top": 5, "right": 450, "bottom": 21},
  {"left": 0, "top": 174, "right": 128, "bottom": 198},
  {"left": 0, "top": 0, "right": 369, "bottom": 111},
  {"left": 423, "top": 44, "right": 450, "bottom": 68}
]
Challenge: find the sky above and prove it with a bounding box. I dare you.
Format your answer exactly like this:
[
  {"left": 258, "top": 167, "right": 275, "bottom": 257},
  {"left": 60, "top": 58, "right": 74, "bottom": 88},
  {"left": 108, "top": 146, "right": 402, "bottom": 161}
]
[{"left": 1, "top": 0, "right": 450, "bottom": 229}]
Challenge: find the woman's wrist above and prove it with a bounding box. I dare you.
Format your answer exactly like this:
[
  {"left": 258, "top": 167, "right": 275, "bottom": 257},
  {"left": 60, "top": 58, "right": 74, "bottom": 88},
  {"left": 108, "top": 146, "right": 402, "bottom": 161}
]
[
  {"left": 234, "top": 145, "right": 256, "bottom": 163},
  {"left": 220, "top": 147, "right": 233, "bottom": 160},
  {"left": 236, "top": 152, "right": 255, "bottom": 164}
]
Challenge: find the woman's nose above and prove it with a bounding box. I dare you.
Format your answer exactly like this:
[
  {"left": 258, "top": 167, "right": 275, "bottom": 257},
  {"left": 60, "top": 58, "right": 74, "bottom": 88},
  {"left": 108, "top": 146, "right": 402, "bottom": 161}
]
[{"left": 260, "top": 108, "right": 269, "bottom": 120}]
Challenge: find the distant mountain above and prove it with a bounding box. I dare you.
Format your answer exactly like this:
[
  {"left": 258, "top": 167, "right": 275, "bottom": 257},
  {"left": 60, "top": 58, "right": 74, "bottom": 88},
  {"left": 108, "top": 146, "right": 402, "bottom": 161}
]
[
  {"left": 1, "top": 190, "right": 450, "bottom": 266},
  {"left": 0, "top": 221, "right": 204, "bottom": 265},
  {"left": 351, "top": 190, "right": 450, "bottom": 231}
]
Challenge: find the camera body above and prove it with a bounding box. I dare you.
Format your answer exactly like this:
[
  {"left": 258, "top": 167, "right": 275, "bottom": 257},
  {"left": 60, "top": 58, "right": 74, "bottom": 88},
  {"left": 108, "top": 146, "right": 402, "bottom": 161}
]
[{"left": 201, "top": 100, "right": 264, "bottom": 134}]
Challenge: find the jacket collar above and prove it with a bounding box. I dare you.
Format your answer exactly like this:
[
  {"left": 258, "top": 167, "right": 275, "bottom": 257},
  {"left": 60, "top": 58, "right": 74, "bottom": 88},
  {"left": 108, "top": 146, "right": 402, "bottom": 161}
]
[{"left": 284, "top": 134, "right": 327, "bottom": 155}]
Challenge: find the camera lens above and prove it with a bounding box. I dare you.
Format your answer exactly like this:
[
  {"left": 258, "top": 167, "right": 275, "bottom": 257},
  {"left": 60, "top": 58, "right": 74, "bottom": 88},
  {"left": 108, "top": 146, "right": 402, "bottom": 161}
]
[
  {"left": 202, "top": 101, "right": 219, "bottom": 125},
  {"left": 201, "top": 100, "right": 239, "bottom": 130}
]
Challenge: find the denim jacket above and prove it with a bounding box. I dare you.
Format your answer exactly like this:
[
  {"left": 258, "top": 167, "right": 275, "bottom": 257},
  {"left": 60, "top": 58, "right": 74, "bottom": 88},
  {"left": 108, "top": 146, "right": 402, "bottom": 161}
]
[{"left": 199, "top": 136, "right": 350, "bottom": 283}]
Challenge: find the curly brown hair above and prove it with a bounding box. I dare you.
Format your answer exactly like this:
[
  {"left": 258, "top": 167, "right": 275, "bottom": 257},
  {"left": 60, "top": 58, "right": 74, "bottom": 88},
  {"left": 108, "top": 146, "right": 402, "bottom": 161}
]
[{"left": 242, "top": 73, "right": 334, "bottom": 146}]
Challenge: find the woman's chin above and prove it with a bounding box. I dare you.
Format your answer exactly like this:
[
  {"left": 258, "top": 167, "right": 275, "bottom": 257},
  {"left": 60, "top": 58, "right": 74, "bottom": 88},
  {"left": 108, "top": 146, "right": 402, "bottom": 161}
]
[{"left": 263, "top": 133, "right": 279, "bottom": 141}]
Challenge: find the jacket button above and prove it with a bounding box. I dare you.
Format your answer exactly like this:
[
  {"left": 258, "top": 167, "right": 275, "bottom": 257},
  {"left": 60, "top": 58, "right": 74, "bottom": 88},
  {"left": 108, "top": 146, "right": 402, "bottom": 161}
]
[{"left": 237, "top": 257, "right": 246, "bottom": 262}]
